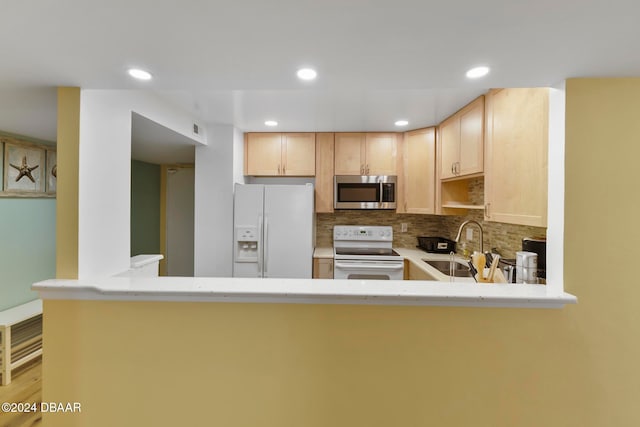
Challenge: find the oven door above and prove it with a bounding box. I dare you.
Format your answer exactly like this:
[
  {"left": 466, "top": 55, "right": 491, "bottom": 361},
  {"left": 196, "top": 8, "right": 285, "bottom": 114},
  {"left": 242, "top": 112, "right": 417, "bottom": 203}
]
[{"left": 333, "top": 260, "right": 404, "bottom": 280}]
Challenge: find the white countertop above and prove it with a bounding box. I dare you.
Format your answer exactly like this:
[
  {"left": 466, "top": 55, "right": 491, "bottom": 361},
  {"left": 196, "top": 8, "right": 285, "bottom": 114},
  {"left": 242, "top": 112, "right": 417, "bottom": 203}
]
[
  {"left": 313, "top": 247, "right": 334, "bottom": 259},
  {"left": 33, "top": 275, "right": 576, "bottom": 309},
  {"left": 33, "top": 246, "right": 576, "bottom": 309}
]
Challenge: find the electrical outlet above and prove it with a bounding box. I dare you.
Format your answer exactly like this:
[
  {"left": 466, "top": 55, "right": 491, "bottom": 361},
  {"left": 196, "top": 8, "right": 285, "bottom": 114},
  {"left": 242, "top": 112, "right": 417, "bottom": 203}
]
[
  {"left": 466, "top": 228, "right": 474, "bottom": 241},
  {"left": 401, "top": 223, "right": 408, "bottom": 233}
]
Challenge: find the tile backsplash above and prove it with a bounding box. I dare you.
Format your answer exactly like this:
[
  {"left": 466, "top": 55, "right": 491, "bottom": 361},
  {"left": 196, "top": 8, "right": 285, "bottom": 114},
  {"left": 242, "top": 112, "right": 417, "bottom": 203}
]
[{"left": 316, "top": 178, "right": 546, "bottom": 260}]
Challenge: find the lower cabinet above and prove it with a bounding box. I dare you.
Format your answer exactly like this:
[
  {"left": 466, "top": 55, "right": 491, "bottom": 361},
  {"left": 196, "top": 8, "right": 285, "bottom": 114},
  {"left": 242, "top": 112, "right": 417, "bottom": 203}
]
[
  {"left": 313, "top": 258, "right": 334, "bottom": 279},
  {"left": 408, "top": 260, "right": 436, "bottom": 280}
]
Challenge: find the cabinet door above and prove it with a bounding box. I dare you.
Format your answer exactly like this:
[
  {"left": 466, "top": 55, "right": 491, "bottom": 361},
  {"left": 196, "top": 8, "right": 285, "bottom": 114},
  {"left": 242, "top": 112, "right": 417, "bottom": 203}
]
[
  {"left": 439, "top": 116, "right": 460, "bottom": 179},
  {"left": 282, "top": 133, "right": 315, "bottom": 176},
  {"left": 245, "top": 133, "right": 282, "bottom": 176},
  {"left": 313, "top": 258, "right": 334, "bottom": 279},
  {"left": 485, "top": 88, "right": 548, "bottom": 227},
  {"left": 404, "top": 128, "right": 435, "bottom": 214},
  {"left": 459, "top": 96, "right": 484, "bottom": 176},
  {"left": 365, "top": 133, "right": 397, "bottom": 175},
  {"left": 315, "top": 133, "right": 335, "bottom": 213},
  {"left": 409, "top": 262, "right": 436, "bottom": 280},
  {"left": 335, "top": 133, "right": 365, "bottom": 175}
]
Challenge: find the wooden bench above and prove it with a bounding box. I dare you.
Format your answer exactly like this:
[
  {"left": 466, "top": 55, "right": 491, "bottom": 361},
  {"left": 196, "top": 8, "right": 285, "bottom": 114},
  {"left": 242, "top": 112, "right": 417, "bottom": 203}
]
[{"left": 0, "top": 300, "right": 43, "bottom": 385}]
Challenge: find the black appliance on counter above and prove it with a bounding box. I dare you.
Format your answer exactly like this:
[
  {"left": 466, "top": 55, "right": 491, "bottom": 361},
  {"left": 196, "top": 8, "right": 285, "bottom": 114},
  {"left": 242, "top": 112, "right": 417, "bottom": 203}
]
[
  {"left": 496, "top": 237, "right": 547, "bottom": 283},
  {"left": 417, "top": 236, "right": 457, "bottom": 254},
  {"left": 522, "top": 237, "right": 546, "bottom": 279}
]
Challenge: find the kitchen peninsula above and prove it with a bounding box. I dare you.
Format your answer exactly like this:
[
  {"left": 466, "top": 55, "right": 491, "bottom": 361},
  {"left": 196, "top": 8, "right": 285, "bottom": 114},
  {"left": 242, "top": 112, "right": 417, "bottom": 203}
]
[{"left": 33, "top": 275, "right": 575, "bottom": 308}]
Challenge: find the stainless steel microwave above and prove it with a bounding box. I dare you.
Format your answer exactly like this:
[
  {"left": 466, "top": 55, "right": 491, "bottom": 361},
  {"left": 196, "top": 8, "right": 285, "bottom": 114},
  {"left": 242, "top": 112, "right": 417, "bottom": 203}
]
[{"left": 334, "top": 175, "right": 397, "bottom": 209}]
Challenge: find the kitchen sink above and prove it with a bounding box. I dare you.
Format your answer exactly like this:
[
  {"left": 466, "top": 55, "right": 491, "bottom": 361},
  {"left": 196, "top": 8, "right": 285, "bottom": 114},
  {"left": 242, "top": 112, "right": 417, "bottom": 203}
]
[{"left": 422, "top": 259, "right": 473, "bottom": 278}]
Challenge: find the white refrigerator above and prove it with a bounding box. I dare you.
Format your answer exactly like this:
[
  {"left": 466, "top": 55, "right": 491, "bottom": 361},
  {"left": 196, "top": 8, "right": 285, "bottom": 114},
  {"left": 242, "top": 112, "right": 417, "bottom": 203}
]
[{"left": 233, "top": 183, "right": 314, "bottom": 278}]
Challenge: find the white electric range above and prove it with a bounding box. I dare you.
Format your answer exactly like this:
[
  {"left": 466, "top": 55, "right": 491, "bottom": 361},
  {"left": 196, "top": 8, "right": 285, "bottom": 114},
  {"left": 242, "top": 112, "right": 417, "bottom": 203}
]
[{"left": 333, "top": 225, "right": 404, "bottom": 280}]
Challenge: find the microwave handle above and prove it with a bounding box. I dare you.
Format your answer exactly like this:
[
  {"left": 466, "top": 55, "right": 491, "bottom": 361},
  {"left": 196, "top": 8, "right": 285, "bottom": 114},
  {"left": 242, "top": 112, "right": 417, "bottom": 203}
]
[{"left": 380, "top": 182, "right": 392, "bottom": 203}]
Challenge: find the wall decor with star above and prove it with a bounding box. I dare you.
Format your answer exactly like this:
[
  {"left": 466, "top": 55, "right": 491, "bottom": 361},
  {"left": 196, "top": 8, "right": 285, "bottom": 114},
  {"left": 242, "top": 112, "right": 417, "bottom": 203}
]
[{"left": 0, "top": 136, "right": 56, "bottom": 198}]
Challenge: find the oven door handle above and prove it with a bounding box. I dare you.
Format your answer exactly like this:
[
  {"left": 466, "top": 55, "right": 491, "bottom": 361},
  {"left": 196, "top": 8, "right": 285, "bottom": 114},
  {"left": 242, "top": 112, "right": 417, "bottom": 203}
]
[{"left": 334, "top": 262, "right": 404, "bottom": 270}]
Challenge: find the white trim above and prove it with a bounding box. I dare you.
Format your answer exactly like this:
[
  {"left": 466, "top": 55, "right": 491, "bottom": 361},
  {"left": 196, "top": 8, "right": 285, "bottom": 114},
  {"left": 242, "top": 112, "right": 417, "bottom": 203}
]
[
  {"left": 0, "top": 300, "right": 42, "bottom": 326},
  {"left": 130, "top": 254, "right": 164, "bottom": 269},
  {"left": 547, "top": 82, "right": 566, "bottom": 294}
]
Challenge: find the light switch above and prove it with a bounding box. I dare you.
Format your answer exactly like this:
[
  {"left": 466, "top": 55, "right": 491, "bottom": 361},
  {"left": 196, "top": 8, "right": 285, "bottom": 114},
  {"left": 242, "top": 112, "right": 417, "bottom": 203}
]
[{"left": 466, "top": 228, "right": 474, "bottom": 241}]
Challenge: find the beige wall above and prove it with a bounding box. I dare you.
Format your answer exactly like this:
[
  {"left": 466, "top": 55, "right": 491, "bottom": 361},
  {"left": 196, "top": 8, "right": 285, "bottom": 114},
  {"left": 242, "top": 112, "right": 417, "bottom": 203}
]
[
  {"left": 56, "top": 87, "right": 80, "bottom": 279},
  {"left": 43, "top": 78, "right": 640, "bottom": 426}
]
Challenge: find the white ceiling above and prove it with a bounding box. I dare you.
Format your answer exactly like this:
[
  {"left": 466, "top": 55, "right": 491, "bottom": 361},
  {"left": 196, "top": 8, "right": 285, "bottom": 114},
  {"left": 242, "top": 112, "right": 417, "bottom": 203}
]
[{"left": 1, "top": 0, "right": 639, "bottom": 146}]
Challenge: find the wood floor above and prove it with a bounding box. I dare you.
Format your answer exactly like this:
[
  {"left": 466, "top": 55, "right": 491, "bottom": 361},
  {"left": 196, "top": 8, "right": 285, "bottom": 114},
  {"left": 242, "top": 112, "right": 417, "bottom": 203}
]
[{"left": 0, "top": 358, "right": 42, "bottom": 427}]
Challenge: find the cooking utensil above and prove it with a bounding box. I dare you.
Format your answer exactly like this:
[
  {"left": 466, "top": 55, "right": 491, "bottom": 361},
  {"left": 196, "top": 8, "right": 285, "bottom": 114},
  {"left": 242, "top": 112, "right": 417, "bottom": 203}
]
[
  {"left": 487, "top": 254, "right": 500, "bottom": 282},
  {"left": 492, "top": 268, "right": 508, "bottom": 283},
  {"left": 485, "top": 252, "right": 494, "bottom": 268},
  {"left": 474, "top": 253, "right": 486, "bottom": 276},
  {"left": 468, "top": 260, "right": 478, "bottom": 282}
]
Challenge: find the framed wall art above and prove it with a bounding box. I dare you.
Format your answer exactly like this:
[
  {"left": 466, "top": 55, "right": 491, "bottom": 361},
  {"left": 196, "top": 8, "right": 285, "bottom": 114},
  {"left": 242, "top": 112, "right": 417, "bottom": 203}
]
[
  {"left": 46, "top": 149, "right": 57, "bottom": 193},
  {"left": 0, "top": 140, "right": 3, "bottom": 191},
  {"left": 0, "top": 135, "right": 56, "bottom": 198},
  {"left": 4, "top": 142, "right": 46, "bottom": 193}
]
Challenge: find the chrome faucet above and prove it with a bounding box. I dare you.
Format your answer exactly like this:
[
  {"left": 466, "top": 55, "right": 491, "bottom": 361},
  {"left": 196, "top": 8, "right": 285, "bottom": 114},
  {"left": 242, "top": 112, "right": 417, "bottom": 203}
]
[{"left": 455, "top": 220, "right": 484, "bottom": 254}]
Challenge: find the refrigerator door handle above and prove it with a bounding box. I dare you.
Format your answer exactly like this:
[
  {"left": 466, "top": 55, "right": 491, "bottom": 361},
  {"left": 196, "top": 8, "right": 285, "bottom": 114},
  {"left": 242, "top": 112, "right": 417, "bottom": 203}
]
[
  {"left": 257, "top": 214, "right": 263, "bottom": 275},
  {"left": 264, "top": 216, "right": 269, "bottom": 277}
]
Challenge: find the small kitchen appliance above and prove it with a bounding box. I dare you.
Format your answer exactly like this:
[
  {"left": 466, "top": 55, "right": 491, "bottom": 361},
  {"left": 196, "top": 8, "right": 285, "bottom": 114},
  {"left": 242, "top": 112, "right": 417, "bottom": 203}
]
[
  {"left": 516, "top": 251, "right": 538, "bottom": 284},
  {"left": 522, "top": 237, "right": 546, "bottom": 279},
  {"left": 416, "top": 236, "right": 457, "bottom": 254},
  {"left": 333, "top": 225, "right": 404, "bottom": 280}
]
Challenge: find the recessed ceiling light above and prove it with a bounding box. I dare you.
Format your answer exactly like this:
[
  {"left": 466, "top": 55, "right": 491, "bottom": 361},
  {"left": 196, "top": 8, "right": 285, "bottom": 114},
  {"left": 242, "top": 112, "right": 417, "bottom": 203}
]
[
  {"left": 128, "top": 68, "right": 153, "bottom": 81},
  {"left": 466, "top": 66, "right": 490, "bottom": 79},
  {"left": 265, "top": 120, "right": 278, "bottom": 127},
  {"left": 296, "top": 68, "right": 317, "bottom": 81},
  {"left": 395, "top": 120, "right": 409, "bottom": 127}
]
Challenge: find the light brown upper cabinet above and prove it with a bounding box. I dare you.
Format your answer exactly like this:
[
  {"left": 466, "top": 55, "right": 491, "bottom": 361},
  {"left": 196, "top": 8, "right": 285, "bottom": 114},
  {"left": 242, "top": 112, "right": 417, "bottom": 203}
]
[
  {"left": 439, "top": 96, "right": 484, "bottom": 179},
  {"left": 245, "top": 133, "right": 316, "bottom": 176},
  {"left": 315, "top": 133, "right": 335, "bottom": 213},
  {"left": 484, "top": 88, "right": 548, "bottom": 227},
  {"left": 334, "top": 133, "right": 397, "bottom": 175},
  {"left": 402, "top": 128, "right": 436, "bottom": 214}
]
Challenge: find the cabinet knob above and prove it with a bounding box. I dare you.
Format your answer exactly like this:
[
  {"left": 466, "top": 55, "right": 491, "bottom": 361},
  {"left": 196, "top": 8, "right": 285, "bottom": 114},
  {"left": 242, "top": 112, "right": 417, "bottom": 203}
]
[
  {"left": 278, "top": 164, "right": 281, "bottom": 175},
  {"left": 451, "top": 164, "right": 455, "bottom": 175},
  {"left": 283, "top": 165, "right": 286, "bottom": 175},
  {"left": 485, "top": 203, "right": 490, "bottom": 218},
  {"left": 366, "top": 164, "right": 369, "bottom": 174}
]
